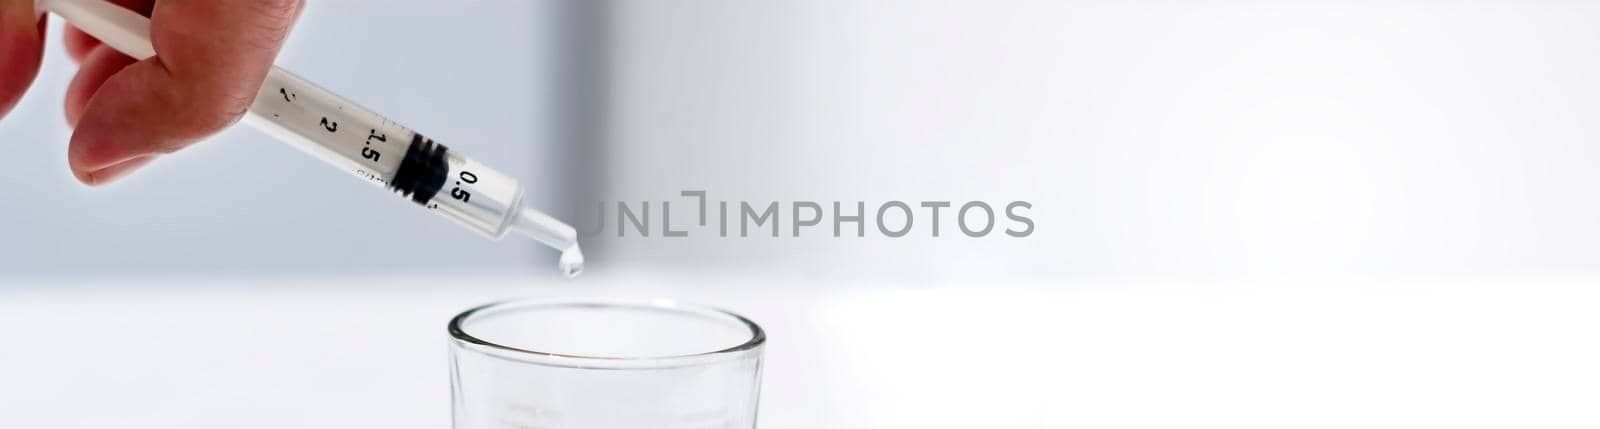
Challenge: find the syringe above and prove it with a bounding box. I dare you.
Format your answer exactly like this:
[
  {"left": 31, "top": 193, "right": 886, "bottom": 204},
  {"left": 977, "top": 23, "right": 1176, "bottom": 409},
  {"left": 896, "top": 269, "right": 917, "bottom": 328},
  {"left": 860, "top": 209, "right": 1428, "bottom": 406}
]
[{"left": 39, "top": 0, "right": 584, "bottom": 277}]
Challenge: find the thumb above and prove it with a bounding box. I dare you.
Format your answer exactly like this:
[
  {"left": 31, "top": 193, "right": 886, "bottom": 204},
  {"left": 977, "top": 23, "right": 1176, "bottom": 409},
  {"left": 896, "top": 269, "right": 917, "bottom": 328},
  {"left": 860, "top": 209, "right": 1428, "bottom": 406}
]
[{"left": 0, "top": 0, "right": 46, "bottom": 119}]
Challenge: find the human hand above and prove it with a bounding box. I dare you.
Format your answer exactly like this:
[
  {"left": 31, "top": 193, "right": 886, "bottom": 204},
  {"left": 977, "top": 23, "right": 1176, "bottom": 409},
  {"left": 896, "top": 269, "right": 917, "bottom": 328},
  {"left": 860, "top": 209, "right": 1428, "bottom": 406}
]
[{"left": 0, "top": 0, "right": 303, "bottom": 185}]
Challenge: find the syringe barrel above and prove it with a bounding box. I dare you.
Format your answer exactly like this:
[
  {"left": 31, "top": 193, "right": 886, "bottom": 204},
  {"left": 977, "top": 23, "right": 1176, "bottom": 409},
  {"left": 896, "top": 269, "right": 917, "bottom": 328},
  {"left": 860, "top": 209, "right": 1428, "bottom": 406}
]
[{"left": 243, "top": 68, "right": 526, "bottom": 239}]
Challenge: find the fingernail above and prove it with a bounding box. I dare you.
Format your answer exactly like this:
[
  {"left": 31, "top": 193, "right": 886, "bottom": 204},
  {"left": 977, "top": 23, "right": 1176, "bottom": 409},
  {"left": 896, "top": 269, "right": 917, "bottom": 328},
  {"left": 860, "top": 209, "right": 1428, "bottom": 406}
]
[{"left": 80, "top": 155, "right": 155, "bottom": 186}]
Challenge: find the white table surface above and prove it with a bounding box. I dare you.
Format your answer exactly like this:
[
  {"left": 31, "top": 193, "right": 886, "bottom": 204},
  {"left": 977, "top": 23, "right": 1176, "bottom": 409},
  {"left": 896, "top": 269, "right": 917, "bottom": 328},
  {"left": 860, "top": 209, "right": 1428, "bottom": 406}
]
[{"left": 4, "top": 274, "right": 1600, "bottom": 428}]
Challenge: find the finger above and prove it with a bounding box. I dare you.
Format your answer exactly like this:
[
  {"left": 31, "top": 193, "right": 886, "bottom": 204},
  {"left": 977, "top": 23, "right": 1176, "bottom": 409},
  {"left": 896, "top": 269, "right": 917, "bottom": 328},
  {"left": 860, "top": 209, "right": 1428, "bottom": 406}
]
[
  {"left": 83, "top": 155, "right": 156, "bottom": 185},
  {"left": 0, "top": 0, "right": 46, "bottom": 119},
  {"left": 70, "top": 0, "right": 303, "bottom": 184},
  {"left": 65, "top": 44, "right": 137, "bottom": 126},
  {"left": 62, "top": 0, "right": 154, "bottom": 63},
  {"left": 64, "top": 26, "right": 96, "bottom": 62}
]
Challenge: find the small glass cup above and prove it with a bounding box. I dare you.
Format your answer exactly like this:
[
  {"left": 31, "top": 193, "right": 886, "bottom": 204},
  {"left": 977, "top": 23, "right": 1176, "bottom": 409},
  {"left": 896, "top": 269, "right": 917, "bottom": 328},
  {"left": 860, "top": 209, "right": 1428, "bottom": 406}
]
[{"left": 448, "top": 298, "right": 766, "bottom": 429}]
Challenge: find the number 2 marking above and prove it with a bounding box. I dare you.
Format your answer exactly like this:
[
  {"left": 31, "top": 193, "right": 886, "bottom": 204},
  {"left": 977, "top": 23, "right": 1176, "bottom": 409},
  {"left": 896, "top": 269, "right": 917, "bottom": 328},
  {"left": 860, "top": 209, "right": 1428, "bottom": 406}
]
[{"left": 320, "top": 117, "right": 338, "bottom": 133}]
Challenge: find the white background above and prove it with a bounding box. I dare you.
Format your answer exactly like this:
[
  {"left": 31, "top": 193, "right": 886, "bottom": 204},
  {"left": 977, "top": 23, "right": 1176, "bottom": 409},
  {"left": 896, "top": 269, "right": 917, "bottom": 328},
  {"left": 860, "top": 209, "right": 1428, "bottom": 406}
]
[
  {"left": 600, "top": 0, "right": 1600, "bottom": 281},
  {"left": 6, "top": 0, "right": 1600, "bottom": 427}
]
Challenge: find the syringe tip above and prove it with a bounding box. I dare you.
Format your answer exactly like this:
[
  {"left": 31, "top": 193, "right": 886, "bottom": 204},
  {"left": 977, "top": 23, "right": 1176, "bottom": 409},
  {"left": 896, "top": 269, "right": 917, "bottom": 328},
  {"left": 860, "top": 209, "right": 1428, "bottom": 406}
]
[
  {"left": 559, "top": 245, "right": 585, "bottom": 278},
  {"left": 513, "top": 207, "right": 584, "bottom": 278}
]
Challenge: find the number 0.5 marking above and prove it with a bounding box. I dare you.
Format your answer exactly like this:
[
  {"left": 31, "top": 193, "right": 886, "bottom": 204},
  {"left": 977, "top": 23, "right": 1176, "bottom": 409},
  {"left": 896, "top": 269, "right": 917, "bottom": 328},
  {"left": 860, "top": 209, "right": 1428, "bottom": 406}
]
[{"left": 451, "top": 171, "right": 478, "bottom": 203}]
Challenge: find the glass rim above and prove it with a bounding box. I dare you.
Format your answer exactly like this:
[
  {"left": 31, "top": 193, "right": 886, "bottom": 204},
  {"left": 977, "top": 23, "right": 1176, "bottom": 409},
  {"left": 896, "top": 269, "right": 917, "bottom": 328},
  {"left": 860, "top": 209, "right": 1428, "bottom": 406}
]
[{"left": 447, "top": 298, "right": 767, "bottom": 369}]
